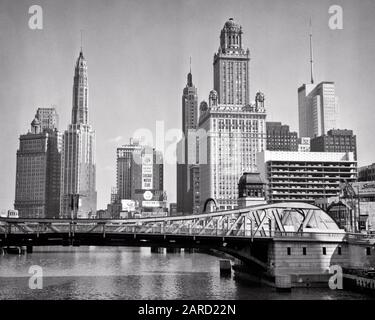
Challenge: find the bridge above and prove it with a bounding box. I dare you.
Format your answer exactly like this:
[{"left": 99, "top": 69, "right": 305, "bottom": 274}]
[{"left": 1, "top": 202, "right": 375, "bottom": 283}]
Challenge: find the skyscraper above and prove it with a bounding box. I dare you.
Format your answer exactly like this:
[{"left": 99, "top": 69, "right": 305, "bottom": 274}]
[
  {"left": 198, "top": 18, "right": 267, "bottom": 211},
  {"left": 213, "top": 18, "right": 250, "bottom": 105},
  {"left": 61, "top": 50, "right": 97, "bottom": 218},
  {"left": 14, "top": 109, "right": 62, "bottom": 218},
  {"left": 117, "top": 138, "right": 143, "bottom": 200},
  {"left": 298, "top": 82, "right": 339, "bottom": 138},
  {"left": 35, "top": 107, "right": 59, "bottom": 131},
  {"left": 131, "top": 146, "right": 165, "bottom": 213},
  {"left": 298, "top": 23, "right": 339, "bottom": 138},
  {"left": 176, "top": 64, "right": 200, "bottom": 214}
]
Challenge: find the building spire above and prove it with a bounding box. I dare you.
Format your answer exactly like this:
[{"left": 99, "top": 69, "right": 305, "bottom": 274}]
[
  {"left": 309, "top": 18, "right": 314, "bottom": 84},
  {"left": 80, "top": 29, "right": 83, "bottom": 53},
  {"left": 187, "top": 57, "right": 193, "bottom": 87}
]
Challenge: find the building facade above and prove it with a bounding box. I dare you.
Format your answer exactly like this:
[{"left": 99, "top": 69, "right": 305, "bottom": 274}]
[
  {"left": 117, "top": 139, "right": 166, "bottom": 217},
  {"left": 358, "top": 163, "right": 375, "bottom": 182},
  {"left": 257, "top": 151, "right": 357, "bottom": 204},
  {"left": 116, "top": 138, "right": 143, "bottom": 200},
  {"left": 130, "top": 146, "right": 166, "bottom": 216},
  {"left": 237, "top": 172, "right": 267, "bottom": 208},
  {"left": 14, "top": 111, "right": 62, "bottom": 218},
  {"left": 298, "top": 82, "right": 339, "bottom": 138},
  {"left": 266, "top": 122, "right": 298, "bottom": 151},
  {"left": 176, "top": 67, "right": 200, "bottom": 214},
  {"left": 198, "top": 18, "right": 267, "bottom": 211},
  {"left": 35, "top": 107, "right": 59, "bottom": 131},
  {"left": 60, "top": 50, "right": 97, "bottom": 218},
  {"left": 310, "top": 129, "right": 357, "bottom": 160},
  {"left": 298, "top": 137, "right": 311, "bottom": 152}
]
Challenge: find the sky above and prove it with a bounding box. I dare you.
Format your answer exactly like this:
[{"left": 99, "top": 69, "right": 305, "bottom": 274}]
[{"left": 0, "top": 0, "right": 374, "bottom": 210}]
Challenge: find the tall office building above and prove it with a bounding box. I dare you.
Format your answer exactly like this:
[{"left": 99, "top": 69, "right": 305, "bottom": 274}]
[
  {"left": 298, "top": 24, "right": 339, "bottom": 138},
  {"left": 117, "top": 138, "right": 143, "bottom": 200},
  {"left": 131, "top": 147, "right": 165, "bottom": 211},
  {"left": 176, "top": 65, "right": 200, "bottom": 214},
  {"left": 61, "top": 50, "right": 97, "bottom": 218},
  {"left": 311, "top": 129, "right": 357, "bottom": 160},
  {"left": 266, "top": 122, "right": 298, "bottom": 151},
  {"left": 117, "top": 140, "right": 166, "bottom": 215},
  {"left": 14, "top": 110, "right": 62, "bottom": 218},
  {"left": 198, "top": 18, "right": 267, "bottom": 211},
  {"left": 298, "top": 82, "right": 339, "bottom": 138}
]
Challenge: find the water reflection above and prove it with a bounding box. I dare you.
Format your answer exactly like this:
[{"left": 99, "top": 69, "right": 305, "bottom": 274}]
[{"left": 0, "top": 246, "right": 372, "bottom": 300}]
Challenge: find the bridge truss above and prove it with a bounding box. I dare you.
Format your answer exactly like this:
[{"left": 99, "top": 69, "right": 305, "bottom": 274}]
[{"left": 0, "top": 202, "right": 347, "bottom": 240}]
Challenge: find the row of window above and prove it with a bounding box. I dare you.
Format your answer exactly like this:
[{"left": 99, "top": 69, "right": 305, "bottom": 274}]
[{"left": 286, "top": 246, "right": 372, "bottom": 256}]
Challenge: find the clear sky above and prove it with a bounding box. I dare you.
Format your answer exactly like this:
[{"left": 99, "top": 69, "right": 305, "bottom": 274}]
[{"left": 0, "top": 0, "right": 374, "bottom": 210}]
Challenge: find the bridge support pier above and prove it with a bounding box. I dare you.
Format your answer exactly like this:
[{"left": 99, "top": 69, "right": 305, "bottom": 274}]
[
  {"left": 166, "top": 247, "right": 181, "bottom": 254},
  {"left": 151, "top": 247, "right": 164, "bottom": 254},
  {"left": 275, "top": 275, "right": 292, "bottom": 292},
  {"left": 219, "top": 259, "right": 232, "bottom": 277},
  {"left": 26, "top": 246, "right": 33, "bottom": 254}
]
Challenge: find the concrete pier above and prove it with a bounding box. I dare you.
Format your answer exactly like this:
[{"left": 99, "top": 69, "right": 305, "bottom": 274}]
[
  {"left": 151, "top": 247, "right": 164, "bottom": 254},
  {"left": 5, "top": 246, "right": 25, "bottom": 255},
  {"left": 219, "top": 259, "right": 232, "bottom": 277},
  {"left": 166, "top": 247, "right": 181, "bottom": 254},
  {"left": 275, "top": 275, "right": 292, "bottom": 292}
]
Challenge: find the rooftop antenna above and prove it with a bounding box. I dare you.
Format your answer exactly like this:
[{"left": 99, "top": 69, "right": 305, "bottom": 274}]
[
  {"left": 309, "top": 18, "right": 314, "bottom": 84},
  {"left": 80, "top": 29, "right": 83, "bottom": 53},
  {"left": 189, "top": 56, "right": 192, "bottom": 73}
]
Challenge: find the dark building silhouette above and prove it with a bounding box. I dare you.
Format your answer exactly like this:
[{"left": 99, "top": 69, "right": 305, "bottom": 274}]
[
  {"left": 177, "top": 65, "right": 200, "bottom": 214},
  {"left": 310, "top": 129, "right": 357, "bottom": 160},
  {"left": 15, "top": 109, "right": 62, "bottom": 218},
  {"left": 358, "top": 163, "right": 375, "bottom": 182},
  {"left": 266, "top": 122, "right": 298, "bottom": 151}
]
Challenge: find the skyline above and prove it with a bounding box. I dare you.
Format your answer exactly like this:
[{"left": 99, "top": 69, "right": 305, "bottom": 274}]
[{"left": 1, "top": 0, "right": 375, "bottom": 211}]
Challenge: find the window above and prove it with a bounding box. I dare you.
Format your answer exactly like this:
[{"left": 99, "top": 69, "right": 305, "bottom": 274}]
[
  {"left": 287, "top": 247, "right": 291, "bottom": 255},
  {"left": 338, "top": 247, "right": 342, "bottom": 255},
  {"left": 366, "top": 247, "right": 371, "bottom": 256},
  {"left": 303, "top": 247, "right": 307, "bottom": 255},
  {"left": 322, "top": 247, "right": 327, "bottom": 255}
]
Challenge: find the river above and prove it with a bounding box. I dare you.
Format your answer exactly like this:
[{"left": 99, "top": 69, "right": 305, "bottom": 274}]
[{"left": 0, "top": 246, "right": 371, "bottom": 300}]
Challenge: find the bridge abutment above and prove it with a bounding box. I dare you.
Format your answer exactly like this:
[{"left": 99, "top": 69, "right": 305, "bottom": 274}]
[
  {"left": 166, "top": 247, "right": 181, "bottom": 254},
  {"left": 151, "top": 247, "right": 164, "bottom": 254}
]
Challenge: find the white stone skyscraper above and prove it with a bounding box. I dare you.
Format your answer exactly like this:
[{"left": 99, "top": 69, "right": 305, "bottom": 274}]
[
  {"left": 198, "top": 18, "right": 267, "bottom": 211},
  {"left": 61, "top": 50, "right": 97, "bottom": 218}
]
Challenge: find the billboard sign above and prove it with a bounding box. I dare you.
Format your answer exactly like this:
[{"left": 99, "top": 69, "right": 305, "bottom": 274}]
[
  {"left": 142, "top": 153, "right": 153, "bottom": 190},
  {"left": 142, "top": 200, "right": 163, "bottom": 208},
  {"left": 121, "top": 199, "right": 136, "bottom": 212}
]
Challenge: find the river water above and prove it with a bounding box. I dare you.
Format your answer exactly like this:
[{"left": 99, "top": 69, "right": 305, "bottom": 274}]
[{"left": 0, "top": 246, "right": 371, "bottom": 300}]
